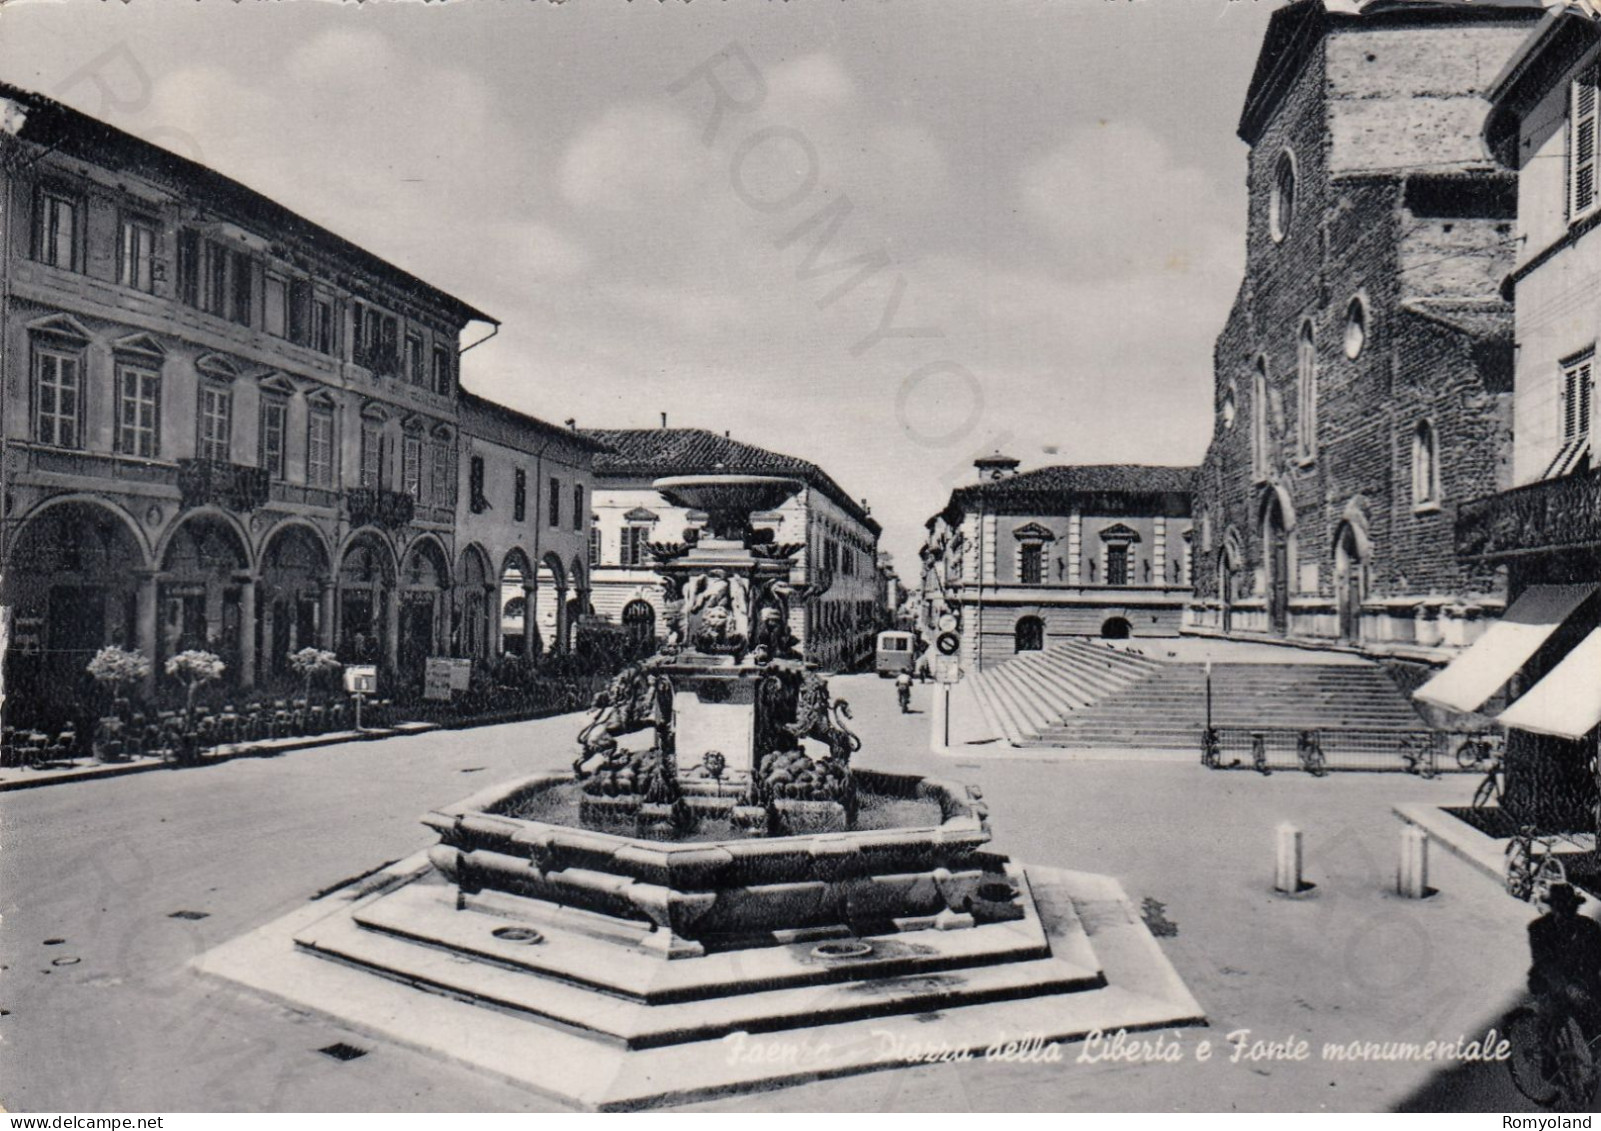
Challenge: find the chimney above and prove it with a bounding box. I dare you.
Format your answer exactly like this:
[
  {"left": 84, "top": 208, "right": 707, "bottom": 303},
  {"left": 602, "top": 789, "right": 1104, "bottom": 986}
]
[
  {"left": 974, "top": 450, "right": 1021, "bottom": 483},
  {"left": 565, "top": 418, "right": 576, "bottom": 431},
  {"left": 660, "top": 412, "right": 668, "bottom": 429}
]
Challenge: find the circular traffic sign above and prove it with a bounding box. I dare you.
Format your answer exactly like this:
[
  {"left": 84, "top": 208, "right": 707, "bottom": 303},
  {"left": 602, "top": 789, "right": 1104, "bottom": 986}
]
[
  {"left": 938, "top": 613, "right": 958, "bottom": 633},
  {"left": 936, "top": 631, "right": 960, "bottom": 656}
]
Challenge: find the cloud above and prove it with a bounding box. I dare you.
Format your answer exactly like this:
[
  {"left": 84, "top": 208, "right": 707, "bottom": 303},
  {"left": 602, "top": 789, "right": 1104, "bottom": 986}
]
[{"left": 557, "top": 103, "right": 707, "bottom": 214}]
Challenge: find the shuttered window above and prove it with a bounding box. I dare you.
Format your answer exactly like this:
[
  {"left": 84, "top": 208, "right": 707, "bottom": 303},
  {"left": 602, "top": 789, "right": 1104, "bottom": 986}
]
[
  {"left": 1547, "top": 350, "right": 1594, "bottom": 479},
  {"left": 1572, "top": 69, "right": 1599, "bottom": 222}
]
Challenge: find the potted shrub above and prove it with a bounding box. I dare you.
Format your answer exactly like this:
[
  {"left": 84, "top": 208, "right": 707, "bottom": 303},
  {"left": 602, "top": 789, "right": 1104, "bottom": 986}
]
[
  {"left": 164, "top": 650, "right": 225, "bottom": 764},
  {"left": 288, "top": 647, "right": 342, "bottom": 704},
  {"left": 87, "top": 645, "right": 151, "bottom": 762}
]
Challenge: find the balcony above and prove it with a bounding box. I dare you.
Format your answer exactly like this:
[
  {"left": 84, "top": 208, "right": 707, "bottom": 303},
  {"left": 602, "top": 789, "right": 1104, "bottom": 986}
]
[
  {"left": 16, "top": 443, "right": 177, "bottom": 488},
  {"left": 354, "top": 342, "right": 402, "bottom": 381},
  {"left": 1457, "top": 469, "right": 1601, "bottom": 559},
  {"left": 176, "top": 459, "right": 270, "bottom": 512},
  {"left": 268, "top": 480, "right": 342, "bottom": 511},
  {"left": 345, "top": 487, "right": 416, "bottom": 530}
]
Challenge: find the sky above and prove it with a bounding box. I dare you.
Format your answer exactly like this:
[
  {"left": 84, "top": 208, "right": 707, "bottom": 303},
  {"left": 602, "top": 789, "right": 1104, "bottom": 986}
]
[{"left": 0, "top": 0, "right": 1283, "bottom": 575}]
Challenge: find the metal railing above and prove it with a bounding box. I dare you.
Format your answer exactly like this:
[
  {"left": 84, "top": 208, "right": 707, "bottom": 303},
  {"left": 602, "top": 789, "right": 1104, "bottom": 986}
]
[{"left": 1201, "top": 726, "right": 1497, "bottom": 775}]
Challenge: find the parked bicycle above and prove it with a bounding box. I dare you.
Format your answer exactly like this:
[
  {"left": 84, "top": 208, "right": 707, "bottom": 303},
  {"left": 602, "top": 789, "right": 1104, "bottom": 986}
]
[
  {"left": 1457, "top": 732, "right": 1504, "bottom": 770},
  {"left": 1471, "top": 753, "right": 1505, "bottom": 812},
  {"left": 1251, "top": 733, "right": 1271, "bottom": 776},
  {"left": 1399, "top": 736, "right": 1439, "bottom": 779},
  {"left": 1507, "top": 1000, "right": 1600, "bottom": 1112},
  {"left": 1297, "top": 730, "right": 1328, "bottom": 777},
  {"left": 1506, "top": 825, "right": 1569, "bottom": 903}
]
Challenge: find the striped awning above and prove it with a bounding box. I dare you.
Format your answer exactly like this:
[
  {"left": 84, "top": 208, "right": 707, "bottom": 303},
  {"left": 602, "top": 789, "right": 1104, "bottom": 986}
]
[
  {"left": 1497, "top": 625, "right": 1601, "bottom": 741},
  {"left": 1414, "top": 583, "right": 1598, "bottom": 714}
]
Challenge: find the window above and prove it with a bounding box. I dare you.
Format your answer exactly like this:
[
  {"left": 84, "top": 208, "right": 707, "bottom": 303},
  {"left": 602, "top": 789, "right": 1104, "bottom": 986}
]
[
  {"left": 514, "top": 468, "right": 527, "bottom": 522},
  {"left": 622, "top": 526, "right": 649, "bottom": 567},
  {"left": 118, "top": 215, "right": 157, "bottom": 292},
  {"left": 113, "top": 362, "right": 161, "bottom": 458},
  {"left": 33, "top": 343, "right": 82, "bottom": 448},
  {"left": 548, "top": 476, "right": 561, "bottom": 528},
  {"left": 469, "top": 454, "right": 488, "bottom": 513},
  {"left": 199, "top": 385, "right": 232, "bottom": 462},
  {"left": 264, "top": 275, "right": 288, "bottom": 337},
  {"left": 1548, "top": 350, "right": 1595, "bottom": 478},
  {"left": 360, "top": 420, "right": 384, "bottom": 489},
  {"left": 1270, "top": 150, "right": 1296, "bottom": 242},
  {"left": 432, "top": 346, "right": 452, "bottom": 395},
  {"left": 1020, "top": 543, "right": 1043, "bottom": 585},
  {"left": 573, "top": 484, "right": 583, "bottom": 532},
  {"left": 260, "top": 396, "right": 288, "bottom": 479},
  {"left": 33, "top": 188, "right": 78, "bottom": 270},
  {"left": 176, "top": 229, "right": 201, "bottom": 307},
  {"left": 402, "top": 434, "right": 423, "bottom": 500},
  {"left": 204, "top": 241, "right": 230, "bottom": 317},
  {"left": 289, "top": 280, "right": 311, "bottom": 345},
  {"left": 1221, "top": 381, "right": 1237, "bottom": 429},
  {"left": 313, "top": 298, "right": 334, "bottom": 355},
  {"left": 1411, "top": 420, "right": 1440, "bottom": 507},
  {"left": 1572, "top": 68, "right": 1600, "bottom": 223},
  {"left": 230, "top": 252, "right": 254, "bottom": 326},
  {"left": 1344, "top": 297, "right": 1367, "bottom": 359},
  {"left": 406, "top": 333, "right": 425, "bottom": 386},
  {"left": 307, "top": 407, "right": 335, "bottom": 487},
  {"left": 588, "top": 524, "right": 601, "bottom": 567},
  {"left": 431, "top": 440, "right": 451, "bottom": 506},
  {"left": 1296, "top": 323, "right": 1317, "bottom": 462},
  {"left": 1107, "top": 544, "right": 1130, "bottom": 587},
  {"left": 1251, "top": 355, "right": 1269, "bottom": 480}
]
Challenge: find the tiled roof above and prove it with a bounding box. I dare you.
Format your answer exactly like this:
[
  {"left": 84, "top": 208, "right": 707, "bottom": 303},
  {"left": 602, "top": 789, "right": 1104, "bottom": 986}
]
[
  {"left": 1401, "top": 299, "right": 1515, "bottom": 341},
  {"left": 458, "top": 390, "right": 610, "bottom": 452},
  {"left": 952, "top": 464, "right": 1197, "bottom": 502},
  {"left": 579, "top": 428, "right": 880, "bottom": 534}
]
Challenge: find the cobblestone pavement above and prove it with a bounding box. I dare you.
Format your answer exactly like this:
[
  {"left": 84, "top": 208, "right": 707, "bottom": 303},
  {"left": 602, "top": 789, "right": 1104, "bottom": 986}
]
[{"left": 0, "top": 674, "right": 1544, "bottom": 1112}]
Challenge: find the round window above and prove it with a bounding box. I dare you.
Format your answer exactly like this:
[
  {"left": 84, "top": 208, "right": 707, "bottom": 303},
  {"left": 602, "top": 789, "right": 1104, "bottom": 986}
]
[
  {"left": 1270, "top": 151, "right": 1296, "bottom": 243},
  {"left": 1344, "top": 297, "right": 1367, "bottom": 359}
]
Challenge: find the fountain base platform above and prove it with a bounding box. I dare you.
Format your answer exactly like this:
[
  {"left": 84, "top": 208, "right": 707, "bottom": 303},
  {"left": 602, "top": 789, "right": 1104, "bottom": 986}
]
[{"left": 194, "top": 850, "right": 1205, "bottom": 1109}]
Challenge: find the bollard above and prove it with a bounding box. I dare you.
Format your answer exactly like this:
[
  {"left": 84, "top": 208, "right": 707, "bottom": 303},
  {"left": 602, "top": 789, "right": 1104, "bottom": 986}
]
[
  {"left": 1275, "top": 822, "right": 1303, "bottom": 894},
  {"left": 1398, "top": 826, "right": 1429, "bottom": 898}
]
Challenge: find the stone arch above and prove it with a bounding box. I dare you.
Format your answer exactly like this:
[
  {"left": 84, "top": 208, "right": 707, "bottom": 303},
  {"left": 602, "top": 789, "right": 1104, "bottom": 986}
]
[
  {"left": 258, "top": 519, "right": 335, "bottom": 681},
  {"left": 1257, "top": 482, "right": 1297, "bottom": 636},
  {"left": 458, "top": 542, "right": 494, "bottom": 662},
  {"left": 397, "top": 535, "right": 451, "bottom": 682},
  {"left": 156, "top": 509, "right": 255, "bottom": 681},
  {"left": 3, "top": 496, "right": 157, "bottom": 717},
  {"left": 154, "top": 505, "right": 256, "bottom": 576},
  {"left": 1100, "top": 616, "right": 1132, "bottom": 640},
  {"left": 1333, "top": 498, "right": 1373, "bottom": 646},
  {"left": 498, "top": 546, "right": 535, "bottom": 657},
  {"left": 622, "top": 599, "right": 657, "bottom": 648},
  {"left": 336, "top": 528, "right": 398, "bottom": 668},
  {"left": 536, "top": 552, "right": 570, "bottom": 653}
]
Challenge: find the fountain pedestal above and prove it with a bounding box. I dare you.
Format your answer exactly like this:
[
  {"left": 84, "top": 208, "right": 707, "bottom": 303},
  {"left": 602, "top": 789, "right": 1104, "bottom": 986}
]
[{"left": 192, "top": 473, "right": 1207, "bottom": 1109}]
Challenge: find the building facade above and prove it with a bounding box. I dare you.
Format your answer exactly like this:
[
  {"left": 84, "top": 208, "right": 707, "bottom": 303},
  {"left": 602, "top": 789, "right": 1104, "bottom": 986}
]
[
  {"left": 455, "top": 392, "right": 602, "bottom": 664},
  {"left": 921, "top": 456, "right": 1195, "bottom": 671},
  {"left": 1418, "top": 9, "right": 1601, "bottom": 830},
  {"left": 580, "top": 428, "right": 882, "bottom": 672},
  {"left": 0, "top": 84, "right": 514, "bottom": 713},
  {"left": 1187, "top": 0, "right": 1541, "bottom": 663}
]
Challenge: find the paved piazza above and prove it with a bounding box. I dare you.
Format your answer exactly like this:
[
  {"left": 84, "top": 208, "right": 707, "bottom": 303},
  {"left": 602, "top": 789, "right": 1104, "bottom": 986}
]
[{"left": 0, "top": 678, "right": 1545, "bottom": 1112}]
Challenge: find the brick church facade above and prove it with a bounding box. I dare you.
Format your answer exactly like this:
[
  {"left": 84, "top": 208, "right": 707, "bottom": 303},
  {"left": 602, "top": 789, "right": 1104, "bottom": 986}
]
[{"left": 1187, "top": 0, "right": 1542, "bottom": 668}]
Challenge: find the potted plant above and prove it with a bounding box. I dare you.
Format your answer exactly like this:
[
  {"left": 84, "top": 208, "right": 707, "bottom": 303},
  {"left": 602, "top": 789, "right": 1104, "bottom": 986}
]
[
  {"left": 288, "top": 647, "right": 342, "bottom": 705},
  {"left": 87, "top": 645, "right": 151, "bottom": 762},
  {"left": 164, "top": 650, "right": 225, "bottom": 763}
]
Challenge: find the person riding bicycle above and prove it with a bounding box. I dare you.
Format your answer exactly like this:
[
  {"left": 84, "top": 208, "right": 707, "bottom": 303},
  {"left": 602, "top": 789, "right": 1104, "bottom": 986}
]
[
  {"left": 1527, "top": 883, "right": 1601, "bottom": 1041},
  {"left": 895, "top": 671, "right": 913, "bottom": 713}
]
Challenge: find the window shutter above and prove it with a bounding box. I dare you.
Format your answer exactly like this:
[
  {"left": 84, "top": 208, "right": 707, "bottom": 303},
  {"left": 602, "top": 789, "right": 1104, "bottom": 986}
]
[{"left": 1573, "top": 73, "right": 1599, "bottom": 220}]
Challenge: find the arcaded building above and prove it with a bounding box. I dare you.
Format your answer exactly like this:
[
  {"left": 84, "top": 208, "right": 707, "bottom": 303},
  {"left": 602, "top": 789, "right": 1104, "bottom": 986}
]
[
  {"left": 0, "top": 83, "right": 500, "bottom": 709},
  {"left": 1187, "top": 0, "right": 1541, "bottom": 663}
]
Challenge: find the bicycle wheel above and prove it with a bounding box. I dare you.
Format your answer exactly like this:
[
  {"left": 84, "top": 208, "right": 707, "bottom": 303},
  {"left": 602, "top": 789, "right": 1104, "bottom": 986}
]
[
  {"left": 1506, "top": 1007, "right": 1564, "bottom": 1107},
  {"left": 1473, "top": 772, "right": 1501, "bottom": 811},
  {"left": 1507, "top": 843, "right": 1534, "bottom": 901},
  {"left": 1549, "top": 1015, "right": 1598, "bottom": 1113},
  {"left": 1458, "top": 739, "right": 1487, "bottom": 771},
  {"left": 1533, "top": 854, "right": 1569, "bottom": 902}
]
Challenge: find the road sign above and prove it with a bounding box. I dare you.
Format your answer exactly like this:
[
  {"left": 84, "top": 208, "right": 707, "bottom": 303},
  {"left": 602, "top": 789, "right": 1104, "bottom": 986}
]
[
  {"left": 936, "top": 631, "right": 960, "bottom": 656},
  {"left": 938, "top": 612, "right": 958, "bottom": 634},
  {"left": 344, "top": 665, "right": 378, "bottom": 695},
  {"left": 934, "top": 655, "right": 962, "bottom": 683}
]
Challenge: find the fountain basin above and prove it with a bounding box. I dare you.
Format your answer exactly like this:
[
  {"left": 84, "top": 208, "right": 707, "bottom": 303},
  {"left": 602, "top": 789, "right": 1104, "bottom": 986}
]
[
  {"left": 652, "top": 474, "right": 805, "bottom": 520},
  {"left": 422, "top": 768, "right": 1008, "bottom": 956}
]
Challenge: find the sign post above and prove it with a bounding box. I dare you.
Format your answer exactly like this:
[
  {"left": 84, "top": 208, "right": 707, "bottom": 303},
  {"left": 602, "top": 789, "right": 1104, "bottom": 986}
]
[{"left": 344, "top": 664, "right": 378, "bottom": 730}]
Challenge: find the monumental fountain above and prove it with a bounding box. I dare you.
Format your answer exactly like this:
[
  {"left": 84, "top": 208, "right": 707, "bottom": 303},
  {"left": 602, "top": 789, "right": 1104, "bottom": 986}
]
[{"left": 196, "top": 475, "right": 1204, "bottom": 1109}]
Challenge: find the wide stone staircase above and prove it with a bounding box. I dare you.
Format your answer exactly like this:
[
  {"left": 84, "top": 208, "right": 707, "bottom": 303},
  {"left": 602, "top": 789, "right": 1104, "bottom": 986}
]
[{"left": 967, "top": 639, "right": 1425, "bottom": 751}]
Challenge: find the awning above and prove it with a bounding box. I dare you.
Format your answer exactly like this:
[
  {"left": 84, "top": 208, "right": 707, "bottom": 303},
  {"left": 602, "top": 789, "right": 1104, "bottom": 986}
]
[
  {"left": 1414, "top": 583, "right": 1598, "bottom": 713},
  {"left": 1497, "top": 625, "right": 1601, "bottom": 740}
]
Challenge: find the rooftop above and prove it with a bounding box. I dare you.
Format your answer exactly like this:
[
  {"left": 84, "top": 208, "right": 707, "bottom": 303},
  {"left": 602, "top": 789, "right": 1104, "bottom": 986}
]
[
  {"left": 580, "top": 427, "right": 880, "bottom": 534},
  {"left": 940, "top": 464, "right": 1197, "bottom": 522},
  {"left": 0, "top": 82, "right": 494, "bottom": 327}
]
